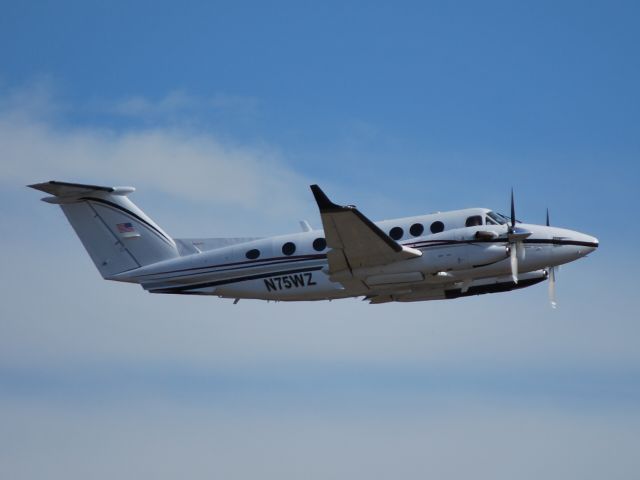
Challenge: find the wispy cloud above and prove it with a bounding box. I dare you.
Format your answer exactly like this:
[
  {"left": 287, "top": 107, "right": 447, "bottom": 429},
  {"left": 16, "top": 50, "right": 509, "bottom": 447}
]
[
  {"left": 0, "top": 76, "right": 64, "bottom": 120},
  {"left": 109, "top": 90, "right": 197, "bottom": 117},
  {"left": 0, "top": 84, "right": 306, "bottom": 216},
  {"left": 106, "top": 90, "right": 259, "bottom": 119}
]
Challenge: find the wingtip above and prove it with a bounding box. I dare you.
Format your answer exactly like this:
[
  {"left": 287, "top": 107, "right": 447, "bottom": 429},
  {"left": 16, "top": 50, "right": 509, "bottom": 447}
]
[
  {"left": 310, "top": 184, "right": 344, "bottom": 212},
  {"left": 27, "top": 181, "right": 48, "bottom": 190}
]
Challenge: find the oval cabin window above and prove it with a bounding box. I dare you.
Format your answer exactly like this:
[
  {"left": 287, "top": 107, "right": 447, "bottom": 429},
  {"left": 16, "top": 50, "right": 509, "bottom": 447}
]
[
  {"left": 430, "top": 221, "right": 444, "bottom": 234},
  {"left": 282, "top": 242, "right": 296, "bottom": 256},
  {"left": 410, "top": 223, "right": 424, "bottom": 237},
  {"left": 246, "top": 249, "right": 260, "bottom": 260},
  {"left": 313, "top": 238, "right": 327, "bottom": 251},
  {"left": 389, "top": 227, "right": 404, "bottom": 240}
]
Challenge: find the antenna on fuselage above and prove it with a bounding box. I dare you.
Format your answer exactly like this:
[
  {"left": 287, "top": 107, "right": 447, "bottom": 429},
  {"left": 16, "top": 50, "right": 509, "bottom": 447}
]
[{"left": 299, "top": 220, "right": 312, "bottom": 232}]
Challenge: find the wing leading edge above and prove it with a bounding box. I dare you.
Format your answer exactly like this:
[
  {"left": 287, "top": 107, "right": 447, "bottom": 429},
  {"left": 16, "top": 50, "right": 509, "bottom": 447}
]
[{"left": 310, "top": 185, "right": 422, "bottom": 283}]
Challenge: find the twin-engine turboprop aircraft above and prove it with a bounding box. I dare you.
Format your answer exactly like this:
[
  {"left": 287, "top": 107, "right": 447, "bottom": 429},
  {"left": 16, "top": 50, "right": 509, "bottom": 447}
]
[{"left": 30, "top": 181, "right": 598, "bottom": 306}]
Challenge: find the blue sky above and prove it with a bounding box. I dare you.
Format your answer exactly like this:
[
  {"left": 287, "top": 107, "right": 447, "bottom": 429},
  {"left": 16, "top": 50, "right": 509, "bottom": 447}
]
[{"left": 1, "top": 1, "right": 640, "bottom": 479}]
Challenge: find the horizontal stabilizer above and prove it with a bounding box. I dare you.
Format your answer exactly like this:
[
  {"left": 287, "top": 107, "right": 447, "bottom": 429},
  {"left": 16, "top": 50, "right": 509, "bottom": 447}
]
[
  {"left": 29, "top": 181, "right": 135, "bottom": 202},
  {"left": 175, "top": 237, "right": 263, "bottom": 255}
]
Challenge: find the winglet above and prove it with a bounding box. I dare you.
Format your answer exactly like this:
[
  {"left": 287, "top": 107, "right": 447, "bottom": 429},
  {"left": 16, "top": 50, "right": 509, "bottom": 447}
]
[
  {"left": 310, "top": 184, "right": 406, "bottom": 254},
  {"left": 310, "top": 184, "right": 347, "bottom": 212}
]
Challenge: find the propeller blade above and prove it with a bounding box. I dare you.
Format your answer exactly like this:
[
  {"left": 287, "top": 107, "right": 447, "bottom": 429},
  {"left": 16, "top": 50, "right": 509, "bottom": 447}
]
[
  {"left": 546, "top": 208, "right": 550, "bottom": 227},
  {"left": 510, "top": 188, "right": 516, "bottom": 230},
  {"left": 548, "top": 267, "right": 557, "bottom": 308},
  {"left": 545, "top": 210, "right": 557, "bottom": 307},
  {"left": 517, "top": 240, "right": 525, "bottom": 261},
  {"left": 507, "top": 189, "right": 521, "bottom": 283}
]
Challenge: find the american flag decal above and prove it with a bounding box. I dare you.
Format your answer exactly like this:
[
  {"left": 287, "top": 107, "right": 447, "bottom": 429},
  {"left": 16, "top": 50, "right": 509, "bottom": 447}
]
[
  {"left": 117, "top": 222, "right": 134, "bottom": 233},
  {"left": 116, "top": 222, "right": 140, "bottom": 238}
]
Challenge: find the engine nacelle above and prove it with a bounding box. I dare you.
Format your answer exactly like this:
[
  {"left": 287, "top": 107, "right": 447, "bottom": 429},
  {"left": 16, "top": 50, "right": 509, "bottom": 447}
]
[
  {"left": 422, "top": 243, "right": 508, "bottom": 272},
  {"left": 391, "top": 270, "right": 549, "bottom": 303}
]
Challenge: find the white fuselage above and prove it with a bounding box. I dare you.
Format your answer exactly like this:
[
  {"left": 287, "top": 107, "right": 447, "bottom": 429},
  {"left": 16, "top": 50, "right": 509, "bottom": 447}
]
[{"left": 113, "top": 208, "right": 598, "bottom": 303}]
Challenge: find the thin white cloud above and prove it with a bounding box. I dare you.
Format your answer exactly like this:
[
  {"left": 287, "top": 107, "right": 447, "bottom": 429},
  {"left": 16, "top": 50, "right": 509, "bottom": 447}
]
[
  {"left": 0, "top": 84, "right": 305, "bottom": 217},
  {"left": 106, "top": 90, "right": 258, "bottom": 118},
  {"left": 109, "top": 90, "right": 196, "bottom": 116},
  {"left": 0, "top": 76, "right": 63, "bottom": 120}
]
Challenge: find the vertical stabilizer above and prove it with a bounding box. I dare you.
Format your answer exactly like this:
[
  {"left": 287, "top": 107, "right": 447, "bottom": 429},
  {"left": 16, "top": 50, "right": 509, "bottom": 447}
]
[{"left": 29, "top": 181, "right": 179, "bottom": 278}]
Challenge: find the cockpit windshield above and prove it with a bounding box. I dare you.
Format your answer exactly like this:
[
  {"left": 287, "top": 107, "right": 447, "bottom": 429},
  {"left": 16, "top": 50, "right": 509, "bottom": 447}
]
[{"left": 486, "top": 211, "right": 510, "bottom": 225}]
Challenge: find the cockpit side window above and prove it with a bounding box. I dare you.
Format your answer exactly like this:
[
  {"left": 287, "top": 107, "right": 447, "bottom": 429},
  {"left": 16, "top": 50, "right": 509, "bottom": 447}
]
[
  {"left": 487, "top": 211, "right": 508, "bottom": 225},
  {"left": 465, "top": 215, "right": 483, "bottom": 227}
]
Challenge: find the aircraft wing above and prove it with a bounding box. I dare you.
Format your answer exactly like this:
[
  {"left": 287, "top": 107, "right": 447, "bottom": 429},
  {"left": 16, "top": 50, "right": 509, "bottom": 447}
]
[{"left": 310, "top": 185, "right": 422, "bottom": 278}]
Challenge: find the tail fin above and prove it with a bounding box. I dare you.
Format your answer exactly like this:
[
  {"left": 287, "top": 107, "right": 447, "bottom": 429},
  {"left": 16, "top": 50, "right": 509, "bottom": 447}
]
[{"left": 29, "top": 181, "right": 179, "bottom": 278}]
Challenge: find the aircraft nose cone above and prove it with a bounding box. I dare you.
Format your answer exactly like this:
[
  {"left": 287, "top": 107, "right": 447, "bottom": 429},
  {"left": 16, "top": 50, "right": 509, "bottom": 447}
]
[
  {"left": 545, "top": 226, "right": 598, "bottom": 266},
  {"left": 574, "top": 232, "right": 599, "bottom": 256}
]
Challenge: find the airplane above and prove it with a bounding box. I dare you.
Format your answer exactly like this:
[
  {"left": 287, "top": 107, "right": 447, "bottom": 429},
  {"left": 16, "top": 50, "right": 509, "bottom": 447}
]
[{"left": 29, "top": 180, "right": 598, "bottom": 306}]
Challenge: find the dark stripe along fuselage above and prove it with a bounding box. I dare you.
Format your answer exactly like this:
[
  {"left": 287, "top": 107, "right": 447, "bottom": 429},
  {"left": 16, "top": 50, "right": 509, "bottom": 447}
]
[{"left": 144, "top": 237, "right": 592, "bottom": 295}]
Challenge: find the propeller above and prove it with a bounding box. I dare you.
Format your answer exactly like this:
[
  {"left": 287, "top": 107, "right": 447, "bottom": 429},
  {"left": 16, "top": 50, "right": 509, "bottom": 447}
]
[
  {"left": 546, "top": 207, "right": 558, "bottom": 308},
  {"left": 506, "top": 189, "right": 531, "bottom": 284}
]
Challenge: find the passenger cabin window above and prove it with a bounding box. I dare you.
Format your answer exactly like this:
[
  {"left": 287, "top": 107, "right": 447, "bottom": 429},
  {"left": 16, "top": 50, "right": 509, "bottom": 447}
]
[
  {"left": 389, "top": 227, "right": 403, "bottom": 240},
  {"left": 430, "top": 221, "right": 444, "bottom": 233},
  {"left": 410, "top": 223, "right": 424, "bottom": 237},
  {"left": 312, "top": 237, "right": 327, "bottom": 251},
  {"left": 465, "top": 215, "right": 483, "bottom": 227},
  {"left": 246, "top": 249, "right": 260, "bottom": 260},
  {"left": 282, "top": 242, "right": 296, "bottom": 256}
]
